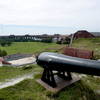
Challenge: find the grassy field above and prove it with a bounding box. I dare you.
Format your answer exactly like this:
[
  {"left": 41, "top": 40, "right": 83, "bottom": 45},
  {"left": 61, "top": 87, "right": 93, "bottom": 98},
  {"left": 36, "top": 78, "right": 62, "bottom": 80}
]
[
  {"left": 0, "top": 39, "right": 99, "bottom": 58},
  {"left": 0, "top": 39, "right": 100, "bottom": 100},
  {"left": 0, "top": 42, "right": 65, "bottom": 55},
  {"left": 72, "top": 38, "right": 100, "bottom": 59},
  {"left": 0, "top": 71, "right": 99, "bottom": 100},
  {"left": 0, "top": 65, "right": 40, "bottom": 82},
  {"left": 0, "top": 65, "right": 100, "bottom": 100}
]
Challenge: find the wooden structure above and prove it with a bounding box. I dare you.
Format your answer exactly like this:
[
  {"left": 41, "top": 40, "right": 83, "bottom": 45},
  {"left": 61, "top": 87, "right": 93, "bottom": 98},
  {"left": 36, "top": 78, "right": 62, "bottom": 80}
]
[
  {"left": 68, "top": 30, "right": 95, "bottom": 39},
  {"left": 63, "top": 47, "right": 94, "bottom": 59},
  {"left": 73, "top": 30, "right": 95, "bottom": 39}
]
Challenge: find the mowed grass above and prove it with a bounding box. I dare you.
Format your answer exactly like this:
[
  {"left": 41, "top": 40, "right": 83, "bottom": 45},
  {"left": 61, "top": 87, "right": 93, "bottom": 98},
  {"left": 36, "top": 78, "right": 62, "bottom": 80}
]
[
  {"left": 72, "top": 38, "right": 100, "bottom": 59},
  {"left": 0, "top": 75, "right": 99, "bottom": 100},
  {"left": 0, "top": 65, "right": 41, "bottom": 82},
  {"left": 71, "top": 38, "right": 100, "bottom": 91},
  {"left": 0, "top": 65, "right": 100, "bottom": 100},
  {"left": 0, "top": 42, "right": 64, "bottom": 55},
  {"left": 0, "top": 39, "right": 100, "bottom": 99}
]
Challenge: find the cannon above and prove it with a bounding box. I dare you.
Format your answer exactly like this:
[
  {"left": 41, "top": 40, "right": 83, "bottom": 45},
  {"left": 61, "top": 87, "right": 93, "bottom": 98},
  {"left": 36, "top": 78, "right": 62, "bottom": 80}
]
[{"left": 36, "top": 52, "right": 100, "bottom": 88}]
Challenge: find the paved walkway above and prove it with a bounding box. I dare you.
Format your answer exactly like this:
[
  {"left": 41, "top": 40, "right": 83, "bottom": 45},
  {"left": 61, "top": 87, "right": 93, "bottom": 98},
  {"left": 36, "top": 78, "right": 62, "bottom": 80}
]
[{"left": 8, "top": 57, "right": 36, "bottom": 66}]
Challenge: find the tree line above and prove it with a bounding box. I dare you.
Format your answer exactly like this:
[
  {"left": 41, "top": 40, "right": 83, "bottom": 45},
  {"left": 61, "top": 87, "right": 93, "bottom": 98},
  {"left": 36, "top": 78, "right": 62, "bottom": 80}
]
[{"left": 0, "top": 40, "right": 12, "bottom": 47}]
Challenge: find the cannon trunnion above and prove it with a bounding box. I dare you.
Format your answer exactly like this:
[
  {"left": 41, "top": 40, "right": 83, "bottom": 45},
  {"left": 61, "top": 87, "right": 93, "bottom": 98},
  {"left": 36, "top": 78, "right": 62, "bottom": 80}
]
[{"left": 36, "top": 52, "right": 100, "bottom": 88}]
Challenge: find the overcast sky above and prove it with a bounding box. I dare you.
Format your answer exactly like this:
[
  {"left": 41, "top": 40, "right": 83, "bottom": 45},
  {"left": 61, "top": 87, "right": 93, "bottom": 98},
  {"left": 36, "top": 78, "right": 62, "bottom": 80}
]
[{"left": 0, "top": 0, "right": 100, "bottom": 35}]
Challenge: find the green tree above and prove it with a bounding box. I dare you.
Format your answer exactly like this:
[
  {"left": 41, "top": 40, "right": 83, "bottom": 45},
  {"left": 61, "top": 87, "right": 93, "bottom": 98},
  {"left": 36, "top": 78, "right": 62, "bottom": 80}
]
[
  {"left": 0, "top": 49, "right": 7, "bottom": 57},
  {"left": 2, "top": 50, "right": 7, "bottom": 57},
  {"left": 6, "top": 41, "right": 12, "bottom": 46},
  {"left": 0, "top": 41, "right": 7, "bottom": 46},
  {"left": 0, "top": 40, "right": 12, "bottom": 46}
]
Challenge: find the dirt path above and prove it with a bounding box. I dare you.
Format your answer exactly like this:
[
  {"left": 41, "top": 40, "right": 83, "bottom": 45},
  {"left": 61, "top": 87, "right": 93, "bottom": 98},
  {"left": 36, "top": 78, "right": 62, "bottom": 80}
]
[{"left": 0, "top": 74, "right": 34, "bottom": 89}]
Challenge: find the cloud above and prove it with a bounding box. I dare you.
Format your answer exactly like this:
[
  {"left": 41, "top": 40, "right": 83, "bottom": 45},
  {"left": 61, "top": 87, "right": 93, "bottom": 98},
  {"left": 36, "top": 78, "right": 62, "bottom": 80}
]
[{"left": 0, "top": 0, "right": 100, "bottom": 34}]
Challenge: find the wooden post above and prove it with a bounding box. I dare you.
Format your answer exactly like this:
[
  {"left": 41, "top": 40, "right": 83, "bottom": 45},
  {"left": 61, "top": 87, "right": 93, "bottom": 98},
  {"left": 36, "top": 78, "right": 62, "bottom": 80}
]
[{"left": 69, "top": 34, "right": 74, "bottom": 47}]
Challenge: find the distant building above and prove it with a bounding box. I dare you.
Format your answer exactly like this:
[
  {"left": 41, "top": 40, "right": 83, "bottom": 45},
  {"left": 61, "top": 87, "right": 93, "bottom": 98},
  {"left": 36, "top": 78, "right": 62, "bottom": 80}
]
[
  {"left": 52, "top": 34, "right": 61, "bottom": 42},
  {"left": 73, "top": 30, "right": 95, "bottom": 39},
  {"left": 0, "top": 34, "right": 64, "bottom": 42},
  {"left": 0, "top": 34, "right": 53, "bottom": 42},
  {"left": 69, "top": 30, "right": 95, "bottom": 39},
  {"left": 90, "top": 32, "right": 100, "bottom": 37}
]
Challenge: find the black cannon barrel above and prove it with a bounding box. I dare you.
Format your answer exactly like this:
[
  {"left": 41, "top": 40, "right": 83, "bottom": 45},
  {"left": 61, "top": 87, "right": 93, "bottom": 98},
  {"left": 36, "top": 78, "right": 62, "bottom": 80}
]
[{"left": 37, "top": 52, "right": 100, "bottom": 76}]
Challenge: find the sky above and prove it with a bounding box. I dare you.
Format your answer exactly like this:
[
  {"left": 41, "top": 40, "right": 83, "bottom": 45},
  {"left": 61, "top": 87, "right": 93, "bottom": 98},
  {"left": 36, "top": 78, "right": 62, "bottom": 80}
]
[{"left": 0, "top": 0, "right": 100, "bottom": 35}]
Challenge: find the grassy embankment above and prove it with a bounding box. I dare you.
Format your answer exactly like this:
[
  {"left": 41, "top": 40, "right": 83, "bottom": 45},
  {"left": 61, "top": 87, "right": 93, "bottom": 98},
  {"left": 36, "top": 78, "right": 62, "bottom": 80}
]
[
  {"left": 71, "top": 38, "right": 100, "bottom": 90},
  {"left": 72, "top": 38, "right": 100, "bottom": 59},
  {"left": 0, "top": 65, "right": 42, "bottom": 82},
  {"left": 0, "top": 42, "right": 65, "bottom": 55},
  {"left": 0, "top": 68, "right": 99, "bottom": 100}
]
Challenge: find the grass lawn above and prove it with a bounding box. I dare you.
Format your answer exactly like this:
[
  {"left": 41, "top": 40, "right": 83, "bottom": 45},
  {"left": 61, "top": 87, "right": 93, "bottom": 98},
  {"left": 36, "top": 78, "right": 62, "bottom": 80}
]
[
  {"left": 0, "top": 65, "right": 100, "bottom": 100},
  {"left": 72, "top": 38, "right": 100, "bottom": 59},
  {"left": 0, "top": 42, "right": 65, "bottom": 55},
  {"left": 0, "top": 39, "right": 100, "bottom": 100},
  {"left": 0, "top": 64, "right": 42, "bottom": 82},
  {"left": 0, "top": 73, "right": 99, "bottom": 100}
]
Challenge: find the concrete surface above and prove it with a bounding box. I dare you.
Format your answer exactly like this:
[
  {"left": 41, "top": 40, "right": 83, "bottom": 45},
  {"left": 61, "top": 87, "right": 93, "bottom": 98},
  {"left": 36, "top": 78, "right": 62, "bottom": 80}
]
[{"left": 8, "top": 57, "right": 36, "bottom": 66}]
